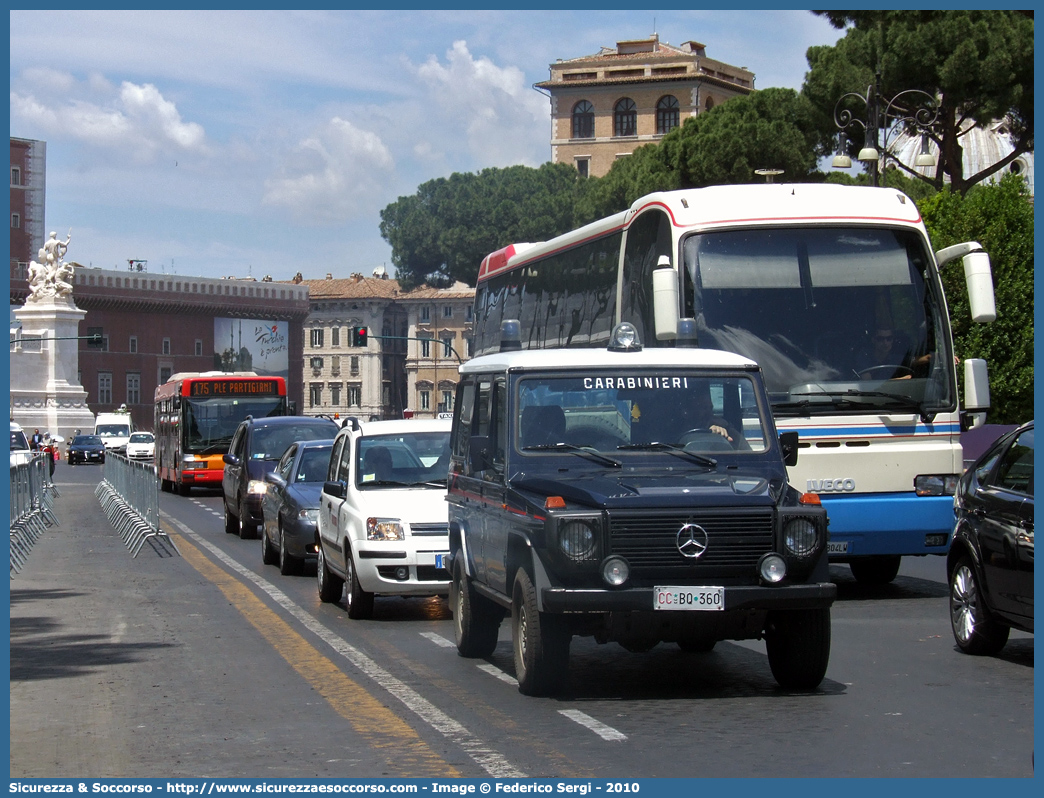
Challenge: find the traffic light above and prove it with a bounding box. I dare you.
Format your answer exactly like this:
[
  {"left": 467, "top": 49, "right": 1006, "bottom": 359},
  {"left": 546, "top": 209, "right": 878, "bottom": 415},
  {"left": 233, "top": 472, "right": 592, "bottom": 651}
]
[{"left": 351, "top": 326, "right": 368, "bottom": 347}]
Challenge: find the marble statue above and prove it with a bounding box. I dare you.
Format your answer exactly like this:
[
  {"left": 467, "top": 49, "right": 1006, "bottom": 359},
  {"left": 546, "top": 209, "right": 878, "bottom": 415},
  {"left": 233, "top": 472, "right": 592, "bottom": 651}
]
[{"left": 27, "top": 230, "right": 75, "bottom": 301}]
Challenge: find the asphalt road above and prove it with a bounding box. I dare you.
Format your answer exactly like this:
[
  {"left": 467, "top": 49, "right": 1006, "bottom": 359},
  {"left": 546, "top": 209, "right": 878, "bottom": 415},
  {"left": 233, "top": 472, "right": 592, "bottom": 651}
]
[{"left": 9, "top": 462, "right": 1034, "bottom": 779}]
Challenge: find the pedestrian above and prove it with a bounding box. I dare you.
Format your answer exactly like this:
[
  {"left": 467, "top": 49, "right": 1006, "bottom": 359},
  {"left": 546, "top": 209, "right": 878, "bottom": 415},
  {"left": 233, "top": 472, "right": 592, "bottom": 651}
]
[{"left": 30, "top": 428, "right": 43, "bottom": 450}]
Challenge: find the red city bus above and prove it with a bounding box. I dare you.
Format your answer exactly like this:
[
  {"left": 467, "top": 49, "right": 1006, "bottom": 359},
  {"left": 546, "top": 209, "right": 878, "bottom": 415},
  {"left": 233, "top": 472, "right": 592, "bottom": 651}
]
[{"left": 155, "top": 371, "right": 289, "bottom": 495}]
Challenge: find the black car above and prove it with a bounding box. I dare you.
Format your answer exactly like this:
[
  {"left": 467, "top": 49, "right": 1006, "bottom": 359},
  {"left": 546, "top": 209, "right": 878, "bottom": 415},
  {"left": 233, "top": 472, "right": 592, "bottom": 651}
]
[
  {"left": 68, "top": 434, "right": 106, "bottom": 465},
  {"left": 261, "top": 438, "right": 333, "bottom": 575},
  {"left": 948, "top": 420, "right": 1034, "bottom": 655},
  {"left": 222, "top": 416, "right": 339, "bottom": 540}
]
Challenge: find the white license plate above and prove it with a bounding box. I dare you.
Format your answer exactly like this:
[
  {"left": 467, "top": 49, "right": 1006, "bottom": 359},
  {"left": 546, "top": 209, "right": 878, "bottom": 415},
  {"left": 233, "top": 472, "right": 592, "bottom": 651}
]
[
  {"left": 827, "top": 541, "right": 849, "bottom": 554},
  {"left": 653, "top": 586, "right": 725, "bottom": 611},
  {"left": 434, "top": 553, "right": 450, "bottom": 571}
]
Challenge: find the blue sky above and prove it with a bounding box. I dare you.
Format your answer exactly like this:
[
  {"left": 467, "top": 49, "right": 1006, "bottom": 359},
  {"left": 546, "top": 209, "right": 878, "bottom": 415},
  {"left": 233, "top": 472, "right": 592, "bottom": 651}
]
[{"left": 10, "top": 9, "right": 844, "bottom": 283}]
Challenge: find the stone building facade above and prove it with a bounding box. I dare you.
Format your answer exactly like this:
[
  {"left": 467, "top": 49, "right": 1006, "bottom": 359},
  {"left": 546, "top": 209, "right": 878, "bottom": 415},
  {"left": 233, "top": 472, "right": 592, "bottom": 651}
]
[
  {"left": 291, "top": 273, "right": 474, "bottom": 422},
  {"left": 535, "top": 35, "right": 754, "bottom": 178}
]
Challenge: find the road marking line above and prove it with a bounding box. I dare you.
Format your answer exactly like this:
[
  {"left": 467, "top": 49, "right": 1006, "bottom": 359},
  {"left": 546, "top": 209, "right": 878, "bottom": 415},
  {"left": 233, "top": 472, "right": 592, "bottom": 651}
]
[
  {"left": 169, "top": 529, "right": 455, "bottom": 777},
  {"left": 558, "top": 709, "right": 627, "bottom": 741},
  {"left": 421, "top": 631, "right": 456, "bottom": 648},
  {"left": 477, "top": 662, "right": 517, "bottom": 685},
  {"left": 163, "top": 514, "right": 526, "bottom": 778}
]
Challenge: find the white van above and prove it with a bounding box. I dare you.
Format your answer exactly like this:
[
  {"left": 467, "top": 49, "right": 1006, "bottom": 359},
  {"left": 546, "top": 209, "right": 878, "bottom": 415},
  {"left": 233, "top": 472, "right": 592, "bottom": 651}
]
[
  {"left": 94, "top": 410, "right": 134, "bottom": 454},
  {"left": 10, "top": 421, "right": 33, "bottom": 466}
]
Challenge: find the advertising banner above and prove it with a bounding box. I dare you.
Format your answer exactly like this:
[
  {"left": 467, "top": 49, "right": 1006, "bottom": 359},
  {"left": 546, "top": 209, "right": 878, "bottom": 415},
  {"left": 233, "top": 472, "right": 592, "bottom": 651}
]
[{"left": 214, "top": 317, "right": 289, "bottom": 380}]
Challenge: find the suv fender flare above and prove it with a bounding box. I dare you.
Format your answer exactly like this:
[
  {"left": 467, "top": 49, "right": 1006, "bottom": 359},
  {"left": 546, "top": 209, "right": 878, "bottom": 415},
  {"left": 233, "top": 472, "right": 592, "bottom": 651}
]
[{"left": 506, "top": 534, "right": 554, "bottom": 613}]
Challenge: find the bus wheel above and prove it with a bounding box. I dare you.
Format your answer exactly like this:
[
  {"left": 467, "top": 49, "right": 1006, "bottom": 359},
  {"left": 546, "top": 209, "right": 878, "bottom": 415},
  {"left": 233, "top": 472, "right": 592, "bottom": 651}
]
[
  {"left": 512, "top": 569, "right": 569, "bottom": 696},
  {"left": 849, "top": 556, "right": 901, "bottom": 585},
  {"left": 177, "top": 480, "right": 190, "bottom": 497}
]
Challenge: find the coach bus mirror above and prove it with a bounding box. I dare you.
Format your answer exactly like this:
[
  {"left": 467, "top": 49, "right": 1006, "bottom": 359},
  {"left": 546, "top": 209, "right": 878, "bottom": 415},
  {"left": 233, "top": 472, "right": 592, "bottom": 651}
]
[
  {"left": 778, "top": 431, "right": 800, "bottom": 467},
  {"left": 468, "top": 435, "right": 492, "bottom": 471},
  {"left": 223, "top": 453, "right": 240, "bottom": 467},
  {"left": 963, "top": 252, "right": 997, "bottom": 323},
  {"left": 652, "top": 258, "right": 679, "bottom": 341},
  {"left": 963, "top": 359, "right": 990, "bottom": 414},
  {"left": 322, "top": 480, "right": 346, "bottom": 499}
]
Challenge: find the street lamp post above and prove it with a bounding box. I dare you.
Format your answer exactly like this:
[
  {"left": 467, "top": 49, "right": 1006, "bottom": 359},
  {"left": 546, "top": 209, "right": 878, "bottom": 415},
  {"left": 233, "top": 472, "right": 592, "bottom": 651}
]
[{"left": 832, "top": 73, "right": 940, "bottom": 186}]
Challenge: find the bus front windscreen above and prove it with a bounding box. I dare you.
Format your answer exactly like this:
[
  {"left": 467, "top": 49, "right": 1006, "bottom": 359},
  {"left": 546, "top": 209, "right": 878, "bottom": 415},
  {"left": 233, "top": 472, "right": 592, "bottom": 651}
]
[
  {"left": 683, "top": 227, "right": 955, "bottom": 418},
  {"left": 183, "top": 396, "right": 284, "bottom": 455}
]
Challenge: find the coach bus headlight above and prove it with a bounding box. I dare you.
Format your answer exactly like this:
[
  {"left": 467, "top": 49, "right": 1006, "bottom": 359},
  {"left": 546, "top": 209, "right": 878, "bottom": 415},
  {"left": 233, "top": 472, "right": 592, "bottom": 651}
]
[
  {"left": 915, "top": 474, "right": 959, "bottom": 496},
  {"left": 181, "top": 457, "right": 207, "bottom": 470},
  {"left": 247, "top": 479, "right": 267, "bottom": 496}
]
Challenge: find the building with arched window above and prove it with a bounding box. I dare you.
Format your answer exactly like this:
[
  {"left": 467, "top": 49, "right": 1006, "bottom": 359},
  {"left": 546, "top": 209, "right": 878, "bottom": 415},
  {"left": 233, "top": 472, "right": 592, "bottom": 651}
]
[{"left": 535, "top": 34, "right": 754, "bottom": 178}]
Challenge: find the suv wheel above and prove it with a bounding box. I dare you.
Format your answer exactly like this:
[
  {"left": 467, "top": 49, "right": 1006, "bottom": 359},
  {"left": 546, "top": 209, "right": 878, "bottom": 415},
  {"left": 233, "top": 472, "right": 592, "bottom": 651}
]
[
  {"left": 765, "top": 608, "right": 831, "bottom": 690},
  {"left": 949, "top": 556, "right": 1010, "bottom": 655},
  {"left": 451, "top": 557, "right": 502, "bottom": 657},
  {"left": 345, "top": 547, "right": 374, "bottom": 620},
  {"left": 317, "top": 545, "right": 344, "bottom": 604},
  {"left": 512, "top": 569, "right": 569, "bottom": 696}
]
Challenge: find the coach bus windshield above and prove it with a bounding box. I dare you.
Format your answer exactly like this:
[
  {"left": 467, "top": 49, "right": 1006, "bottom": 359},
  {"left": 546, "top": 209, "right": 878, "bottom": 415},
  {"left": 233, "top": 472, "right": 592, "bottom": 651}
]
[
  {"left": 681, "top": 226, "right": 955, "bottom": 418},
  {"left": 184, "top": 396, "right": 284, "bottom": 454}
]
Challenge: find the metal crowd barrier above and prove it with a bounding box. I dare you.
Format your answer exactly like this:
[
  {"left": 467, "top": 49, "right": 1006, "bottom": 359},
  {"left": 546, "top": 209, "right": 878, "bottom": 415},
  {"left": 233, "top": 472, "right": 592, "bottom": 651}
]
[
  {"left": 10, "top": 454, "right": 60, "bottom": 575},
  {"left": 95, "top": 453, "right": 179, "bottom": 557}
]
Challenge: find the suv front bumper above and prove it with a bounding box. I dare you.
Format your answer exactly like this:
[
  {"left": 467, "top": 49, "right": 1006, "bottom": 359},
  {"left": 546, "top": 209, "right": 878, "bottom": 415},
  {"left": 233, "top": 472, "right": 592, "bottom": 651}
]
[{"left": 540, "top": 582, "right": 836, "bottom": 614}]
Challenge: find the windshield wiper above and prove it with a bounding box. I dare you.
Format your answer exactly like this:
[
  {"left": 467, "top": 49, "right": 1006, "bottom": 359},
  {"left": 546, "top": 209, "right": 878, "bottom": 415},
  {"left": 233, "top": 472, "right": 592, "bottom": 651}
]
[
  {"left": 523, "top": 443, "right": 621, "bottom": 468},
  {"left": 616, "top": 442, "right": 718, "bottom": 468},
  {"left": 792, "top": 390, "right": 936, "bottom": 423}
]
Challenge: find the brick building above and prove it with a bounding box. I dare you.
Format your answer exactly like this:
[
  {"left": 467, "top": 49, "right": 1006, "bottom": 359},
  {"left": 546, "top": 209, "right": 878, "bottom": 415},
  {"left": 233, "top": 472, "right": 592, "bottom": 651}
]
[
  {"left": 535, "top": 34, "right": 754, "bottom": 178},
  {"left": 10, "top": 265, "right": 310, "bottom": 431}
]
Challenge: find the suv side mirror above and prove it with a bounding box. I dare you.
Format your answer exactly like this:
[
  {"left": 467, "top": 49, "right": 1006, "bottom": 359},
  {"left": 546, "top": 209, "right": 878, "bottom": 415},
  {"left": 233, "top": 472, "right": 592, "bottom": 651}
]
[
  {"left": 323, "top": 480, "right": 346, "bottom": 499},
  {"left": 223, "top": 453, "right": 240, "bottom": 467},
  {"left": 265, "top": 472, "right": 287, "bottom": 489},
  {"left": 468, "top": 435, "right": 492, "bottom": 472},
  {"left": 779, "top": 431, "right": 799, "bottom": 467}
]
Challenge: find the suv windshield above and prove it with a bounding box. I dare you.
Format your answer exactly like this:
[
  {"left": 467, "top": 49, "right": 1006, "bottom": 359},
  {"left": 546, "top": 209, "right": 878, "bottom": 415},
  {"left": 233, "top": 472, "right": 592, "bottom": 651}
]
[
  {"left": 517, "top": 372, "right": 768, "bottom": 456},
  {"left": 356, "top": 431, "right": 451, "bottom": 488}
]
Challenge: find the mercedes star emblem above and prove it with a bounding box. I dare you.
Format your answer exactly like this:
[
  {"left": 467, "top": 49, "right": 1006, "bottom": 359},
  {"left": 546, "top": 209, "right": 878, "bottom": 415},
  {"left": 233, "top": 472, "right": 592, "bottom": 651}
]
[{"left": 676, "top": 523, "right": 709, "bottom": 559}]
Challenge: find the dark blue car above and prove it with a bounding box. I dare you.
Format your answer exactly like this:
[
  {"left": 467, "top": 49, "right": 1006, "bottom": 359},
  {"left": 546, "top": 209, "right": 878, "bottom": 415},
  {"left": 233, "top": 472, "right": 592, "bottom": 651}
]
[{"left": 261, "top": 439, "right": 334, "bottom": 574}]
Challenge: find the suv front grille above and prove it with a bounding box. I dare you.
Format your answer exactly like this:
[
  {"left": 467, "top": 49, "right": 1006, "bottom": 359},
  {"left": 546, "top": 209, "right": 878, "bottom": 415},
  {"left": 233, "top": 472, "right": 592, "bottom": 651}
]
[{"left": 608, "top": 509, "right": 774, "bottom": 576}]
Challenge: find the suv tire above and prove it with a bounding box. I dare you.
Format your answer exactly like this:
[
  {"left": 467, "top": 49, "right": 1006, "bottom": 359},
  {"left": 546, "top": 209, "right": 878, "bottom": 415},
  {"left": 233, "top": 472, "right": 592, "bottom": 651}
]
[
  {"left": 452, "top": 558, "right": 502, "bottom": 658},
  {"left": 238, "top": 498, "right": 255, "bottom": 540},
  {"left": 224, "top": 504, "right": 238, "bottom": 535},
  {"left": 949, "top": 556, "right": 1010, "bottom": 655},
  {"left": 765, "top": 608, "right": 831, "bottom": 690},
  {"left": 512, "top": 569, "right": 569, "bottom": 696}
]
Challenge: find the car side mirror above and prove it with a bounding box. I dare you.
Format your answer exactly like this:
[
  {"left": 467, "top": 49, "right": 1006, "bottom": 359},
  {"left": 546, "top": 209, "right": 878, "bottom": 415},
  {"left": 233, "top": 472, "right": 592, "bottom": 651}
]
[
  {"left": 223, "top": 453, "right": 240, "bottom": 467},
  {"left": 265, "top": 472, "right": 287, "bottom": 489},
  {"left": 323, "top": 480, "right": 346, "bottom": 499},
  {"left": 778, "top": 431, "right": 799, "bottom": 467},
  {"left": 468, "top": 435, "right": 492, "bottom": 471}
]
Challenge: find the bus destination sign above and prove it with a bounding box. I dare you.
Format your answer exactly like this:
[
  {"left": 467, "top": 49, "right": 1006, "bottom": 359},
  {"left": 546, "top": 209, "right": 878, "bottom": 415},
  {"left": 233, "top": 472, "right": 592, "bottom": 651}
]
[{"left": 189, "top": 379, "right": 279, "bottom": 397}]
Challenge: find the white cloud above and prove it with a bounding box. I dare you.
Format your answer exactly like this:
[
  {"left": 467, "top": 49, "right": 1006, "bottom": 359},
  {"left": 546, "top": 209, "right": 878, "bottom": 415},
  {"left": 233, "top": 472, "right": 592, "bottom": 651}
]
[
  {"left": 10, "top": 77, "right": 208, "bottom": 163},
  {"left": 411, "top": 40, "right": 549, "bottom": 168},
  {"left": 262, "top": 117, "right": 395, "bottom": 224}
]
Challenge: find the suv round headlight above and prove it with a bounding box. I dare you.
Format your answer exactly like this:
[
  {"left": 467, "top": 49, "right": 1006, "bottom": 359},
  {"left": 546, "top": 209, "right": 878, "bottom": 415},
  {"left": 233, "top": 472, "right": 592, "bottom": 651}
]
[
  {"left": 559, "top": 520, "right": 597, "bottom": 560},
  {"left": 784, "top": 518, "right": 819, "bottom": 557},
  {"left": 601, "top": 556, "right": 630, "bottom": 587}
]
